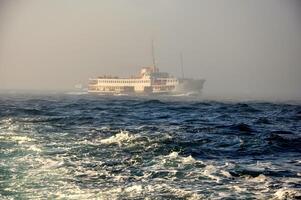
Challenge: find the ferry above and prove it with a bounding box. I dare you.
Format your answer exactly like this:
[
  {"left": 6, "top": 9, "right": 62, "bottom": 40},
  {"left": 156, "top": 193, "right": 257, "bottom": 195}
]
[
  {"left": 88, "top": 42, "right": 205, "bottom": 95},
  {"left": 88, "top": 66, "right": 205, "bottom": 95}
]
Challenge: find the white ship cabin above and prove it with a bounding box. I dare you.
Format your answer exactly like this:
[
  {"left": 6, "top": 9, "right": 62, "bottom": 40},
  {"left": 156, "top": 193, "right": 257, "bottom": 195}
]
[{"left": 88, "top": 67, "right": 179, "bottom": 93}]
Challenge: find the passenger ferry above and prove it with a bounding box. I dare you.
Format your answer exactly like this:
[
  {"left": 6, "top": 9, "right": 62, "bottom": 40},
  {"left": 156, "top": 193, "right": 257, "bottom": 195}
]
[
  {"left": 88, "top": 41, "right": 205, "bottom": 95},
  {"left": 88, "top": 66, "right": 205, "bottom": 95}
]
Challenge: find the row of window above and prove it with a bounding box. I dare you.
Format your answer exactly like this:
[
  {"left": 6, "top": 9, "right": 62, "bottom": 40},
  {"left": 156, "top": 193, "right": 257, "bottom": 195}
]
[
  {"left": 90, "top": 86, "right": 130, "bottom": 91},
  {"left": 153, "top": 86, "right": 175, "bottom": 90},
  {"left": 98, "top": 80, "right": 149, "bottom": 84},
  {"left": 166, "top": 79, "right": 178, "bottom": 82},
  {"left": 97, "top": 80, "right": 177, "bottom": 83}
]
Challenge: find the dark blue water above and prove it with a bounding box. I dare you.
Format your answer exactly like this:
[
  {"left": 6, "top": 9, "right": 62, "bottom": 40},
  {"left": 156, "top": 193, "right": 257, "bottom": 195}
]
[{"left": 0, "top": 94, "right": 300, "bottom": 199}]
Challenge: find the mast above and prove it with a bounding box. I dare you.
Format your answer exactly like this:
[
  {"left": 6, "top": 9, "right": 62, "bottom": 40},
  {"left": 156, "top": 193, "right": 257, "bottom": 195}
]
[
  {"left": 151, "top": 39, "right": 156, "bottom": 72},
  {"left": 180, "top": 52, "right": 185, "bottom": 79}
]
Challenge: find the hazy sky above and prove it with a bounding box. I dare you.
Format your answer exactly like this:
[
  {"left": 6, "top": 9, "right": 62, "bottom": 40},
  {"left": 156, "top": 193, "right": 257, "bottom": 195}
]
[{"left": 0, "top": 0, "right": 301, "bottom": 100}]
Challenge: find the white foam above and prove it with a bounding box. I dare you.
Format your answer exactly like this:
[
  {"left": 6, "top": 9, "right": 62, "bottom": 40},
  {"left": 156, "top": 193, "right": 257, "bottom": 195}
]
[
  {"left": 246, "top": 174, "right": 267, "bottom": 183},
  {"left": 182, "top": 155, "right": 196, "bottom": 164},
  {"left": 34, "top": 158, "right": 65, "bottom": 169},
  {"left": 165, "top": 152, "right": 197, "bottom": 165},
  {"left": 152, "top": 183, "right": 203, "bottom": 199},
  {"left": 124, "top": 185, "right": 143, "bottom": 193},
  {"left": 27, "top": 145, "right": 42, "bottom": 152},
  {"left": 274, "top": 188, "right": 301, "bottom": 200},
  {"left": 202, "top": 165, "right": 221, "bottom": 183},
  {"left": 187, "top": 193, "right": 203, "bottom": 200},
  {"left": 233, "top": 185, "right": 247, "bottom": 193},
  {"left": 167, "top": 151, "right": 179, "bottom": 159},
  {"left": 220, "top": 170, "right": 232, "bottom": 178},
  {"left": 0, "top": 135, "right": 34, "bottom": 144},
  {"left": 100, "top": 131, "right": 136, "bottom": 146}
]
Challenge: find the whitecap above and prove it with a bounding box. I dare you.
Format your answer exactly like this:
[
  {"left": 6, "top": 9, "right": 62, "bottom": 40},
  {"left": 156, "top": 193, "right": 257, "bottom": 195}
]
[
  {"left": 124, "top": 185, "right": 143, "bottom": 193},
  {"left": 246, "top": 174, "right": 267, "bottom": 183},
  {"left": 220, "top": 170, "right": 232, "bottom": 178},
  {"left": 233, "top": 185, "right": 247, "bottom": 193},
  {"left": 167, "top": 151, "right": 179, "bottom": 159},
  {"left": 149, "top": 183, "right": 203, "bottom": 199},
  {"left": 182, "top": 155, "right": 196, "bottom": 164},
  {"left": 274, "top": 188, "right": 301, "bottom": 200},
  {"left": 202, "top": 165, "right": 221, "bottom": 183},
  {"left": 27, "top": 145, "right": 42, "bottom": 152},
  {"left": 1, "top": 135, "right": 34, "bottom": 144},
  {"left": 100, "top": 131, "right": 136, "bottom": 146}
]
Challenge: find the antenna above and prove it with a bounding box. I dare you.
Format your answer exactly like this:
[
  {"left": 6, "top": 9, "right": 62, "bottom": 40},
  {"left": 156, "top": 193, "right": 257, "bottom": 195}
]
[
  {"left": 151, "top": 39, "right": 156, "bottom": 72},
  {"left": 180, "top": 52, "right": 185, "bottom": 79}
]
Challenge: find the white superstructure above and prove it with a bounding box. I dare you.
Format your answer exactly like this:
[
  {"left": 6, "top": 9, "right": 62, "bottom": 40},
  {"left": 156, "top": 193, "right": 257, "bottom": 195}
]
[{"left": 88, "top": 66, "right": 205, "bottom": 95}]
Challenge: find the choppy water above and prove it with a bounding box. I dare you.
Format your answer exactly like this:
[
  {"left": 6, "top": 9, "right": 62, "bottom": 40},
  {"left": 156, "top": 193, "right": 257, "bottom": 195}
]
[{"left": 0, "top": 94, "right": 301, "bottom": 199}]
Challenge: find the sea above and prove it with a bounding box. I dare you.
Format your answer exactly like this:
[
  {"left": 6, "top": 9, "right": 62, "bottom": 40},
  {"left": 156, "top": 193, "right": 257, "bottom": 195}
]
[{"left": 0, "top": 93, "right": 300, "bottom": 199}]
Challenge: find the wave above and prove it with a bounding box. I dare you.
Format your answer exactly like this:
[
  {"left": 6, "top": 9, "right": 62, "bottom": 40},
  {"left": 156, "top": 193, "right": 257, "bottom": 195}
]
[
  {"left": 136, "top": 99, "right": 166, "bottom": 106},
  {"left": 274, "top": 188, "right": 301, "bottom": 200},
  {"left": 99, "top": 131, "right": 136, "bottom": 146},
  {"left": 267, "top": 131, "right": 301, "bottom": 151},
  {"left": 66, "top": 92, "right": 88, "bottom": 95},
  {"left": 229, "top": 123, "right": 254, "bottom": 133},
  {"left": 1, "top": 95, "right": 301, "bottom": 199}
]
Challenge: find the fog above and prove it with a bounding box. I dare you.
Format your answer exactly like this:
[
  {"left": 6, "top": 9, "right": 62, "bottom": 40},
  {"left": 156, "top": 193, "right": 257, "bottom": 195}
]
[{"left": 0, "top": 0, "right": 301, "bottom": 100}]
